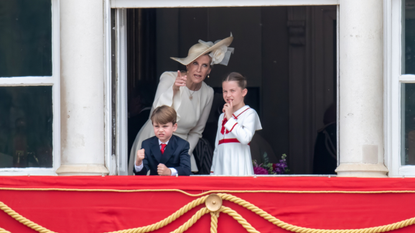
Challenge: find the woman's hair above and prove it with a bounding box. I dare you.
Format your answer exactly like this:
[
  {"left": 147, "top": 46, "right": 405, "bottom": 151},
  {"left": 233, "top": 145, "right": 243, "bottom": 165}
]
[
  {"left": 223, "top": 72, "right": 247, "bottom": 89},
  {"left": 151, "top": 105, "right": 177, "bottom": 125}
]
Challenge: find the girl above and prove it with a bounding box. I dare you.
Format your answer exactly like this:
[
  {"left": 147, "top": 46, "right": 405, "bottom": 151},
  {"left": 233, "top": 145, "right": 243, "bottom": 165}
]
[{"left": 210, "top": 72, "right": 262, "bottom": 175}]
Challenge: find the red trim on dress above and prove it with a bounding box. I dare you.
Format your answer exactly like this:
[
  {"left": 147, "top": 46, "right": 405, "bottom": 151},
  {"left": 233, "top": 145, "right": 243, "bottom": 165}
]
[
  {"left": 234, "top": 107, "right": 250, "bottom": 119},
  {"left": 229, "top": 122, "right": 238, "bottom": 132},
  {"left": 220, "top": 107, "right": 250, "bottom": 135},
  {"left": 218, "top": 138, "right": 250, "bottom": 145},
  {"left": 221, "top": 118, "right": 229, "bottom": 134}
]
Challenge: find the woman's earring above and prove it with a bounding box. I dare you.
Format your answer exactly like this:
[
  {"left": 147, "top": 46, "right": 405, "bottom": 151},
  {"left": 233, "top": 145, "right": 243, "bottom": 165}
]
[{"left": 207, "top": 74, "right": 210, "bottom": 79}]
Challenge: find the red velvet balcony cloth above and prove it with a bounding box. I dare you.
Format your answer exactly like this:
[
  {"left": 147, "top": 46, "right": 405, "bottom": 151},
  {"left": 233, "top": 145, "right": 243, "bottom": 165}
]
[{"left": 1, "top": 176, "right": 415, "bottom": 233}]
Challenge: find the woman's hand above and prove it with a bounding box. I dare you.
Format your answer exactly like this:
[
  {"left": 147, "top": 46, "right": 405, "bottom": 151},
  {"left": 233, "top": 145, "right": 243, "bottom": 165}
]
[
  {"left": 173, "top": 70, "right": 187, "bottom": 95},
  {"left": 222, "top": 100, "right": 234, "bottom": 120}
]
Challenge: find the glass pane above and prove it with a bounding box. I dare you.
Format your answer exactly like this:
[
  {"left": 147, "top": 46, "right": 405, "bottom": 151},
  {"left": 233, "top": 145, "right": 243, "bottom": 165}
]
[
  {"left": 0, "top": 86, "right": 53, "bottom": 168},
  {"left": 402, "top": 84, "right": 415, "bottom": 164},
  {"left": 403, "top": 0, "right": 415, "bottom": 74},
  {"left": 0, "top": 0, "right": 52, "bottom": 77}
]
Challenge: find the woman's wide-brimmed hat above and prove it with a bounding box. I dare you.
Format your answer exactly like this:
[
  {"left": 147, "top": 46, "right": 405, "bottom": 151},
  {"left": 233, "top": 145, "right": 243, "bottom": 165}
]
[{"left": 171, "top": 34, "right": 234, "bottom": 66}]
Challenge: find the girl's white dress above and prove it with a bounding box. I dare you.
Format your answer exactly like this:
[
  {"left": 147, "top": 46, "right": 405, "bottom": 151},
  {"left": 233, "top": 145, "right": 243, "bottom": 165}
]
[
  {"left": 128, "top": 71, "right": 214, "bottom": 175},
  {"left": 210, "top": 105, "right": 262, "bottom": 176}
]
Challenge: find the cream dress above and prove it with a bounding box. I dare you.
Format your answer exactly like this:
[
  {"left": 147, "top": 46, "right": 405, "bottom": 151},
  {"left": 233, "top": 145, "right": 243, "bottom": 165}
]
[
  {"left": 210, "top": 105, "right": 262, "bottom": 176},
  {"left": 129, "top": 71, "right": 214, "bottom": 175}
]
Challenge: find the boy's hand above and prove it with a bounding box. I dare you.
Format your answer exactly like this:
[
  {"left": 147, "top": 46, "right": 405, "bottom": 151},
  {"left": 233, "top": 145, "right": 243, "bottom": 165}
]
[
  {"left": 135, "top": 149, "right": 145, "bottom": 166},
  {"left": 157, "top": 163, "right": 171, "bottom": 176}
]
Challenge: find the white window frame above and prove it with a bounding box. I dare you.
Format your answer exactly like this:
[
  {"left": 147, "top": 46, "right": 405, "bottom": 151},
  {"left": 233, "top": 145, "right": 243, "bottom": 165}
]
[
  {"left": 0, "top": 0, "right": 61, "bottom": 175},
  {"left": 386, "top": 0, "right": 415, "bottom": 176},
  {"left": 106, "top": 0, "right": 340, "bottom": 175}
]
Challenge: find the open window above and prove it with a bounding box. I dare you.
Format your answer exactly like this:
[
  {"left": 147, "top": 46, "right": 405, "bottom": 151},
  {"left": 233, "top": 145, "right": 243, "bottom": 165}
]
[
  {"left": 387, "top": 0, "right": 415, "bottom": 176},
  {"left": 0, "top": 0, "right": 60, "bottom": 175},
  {"left": 110, "top": 1, "right": 339, "bottom": 175}
]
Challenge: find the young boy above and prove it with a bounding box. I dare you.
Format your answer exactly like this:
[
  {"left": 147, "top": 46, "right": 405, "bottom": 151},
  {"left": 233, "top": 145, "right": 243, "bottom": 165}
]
[{"left": 134, "top": 105, "right": 191, "bottom": 176}]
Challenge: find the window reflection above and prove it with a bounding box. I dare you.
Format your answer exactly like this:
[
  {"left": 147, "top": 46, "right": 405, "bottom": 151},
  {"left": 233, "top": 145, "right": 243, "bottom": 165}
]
[
  {"left": 0, "top": 87, "right": 52, "bottom": 168},
  {"left": 404, "top": 0, "right": 415, "bottom": 74},
  {"left": 0, "top": 0, "right": 52, "bottom": 77}
]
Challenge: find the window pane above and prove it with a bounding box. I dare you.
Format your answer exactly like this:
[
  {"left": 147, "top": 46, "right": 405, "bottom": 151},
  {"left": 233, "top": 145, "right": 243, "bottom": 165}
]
[
  {"left": 0, "top": 86, "right": 53, "bottom": 168},
  {"left": 404, "top": 0, "right": 415, "bottom": 74},
  {"left": 402, "top": 84, "right": 415, "bottom": 165},
  {"left": 0, "top": 0, "right": 52, "bottom": 77}
]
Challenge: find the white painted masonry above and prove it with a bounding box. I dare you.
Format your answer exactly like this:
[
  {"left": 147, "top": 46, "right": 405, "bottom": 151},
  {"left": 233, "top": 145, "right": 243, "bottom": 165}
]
[
  {"left": 335, "top": 0, "right": 388, "bottom": 176},
  {"left": 56, "top": 0, "right": 109, "bottom": 175}
]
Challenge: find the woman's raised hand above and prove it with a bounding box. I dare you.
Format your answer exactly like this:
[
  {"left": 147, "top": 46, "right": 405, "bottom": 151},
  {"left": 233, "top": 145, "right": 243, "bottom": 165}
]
[{"left": 173, "top": 70, "right": 187, "bottom": 93}]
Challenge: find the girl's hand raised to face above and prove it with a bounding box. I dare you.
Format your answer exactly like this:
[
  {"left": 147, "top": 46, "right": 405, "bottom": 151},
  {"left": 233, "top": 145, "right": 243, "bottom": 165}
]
[
  {"left": 173, "top": 70, "right": 187, "bottom": 92},
  {"left": 223, "top": 99, "right": 234, "bottom": 120}
]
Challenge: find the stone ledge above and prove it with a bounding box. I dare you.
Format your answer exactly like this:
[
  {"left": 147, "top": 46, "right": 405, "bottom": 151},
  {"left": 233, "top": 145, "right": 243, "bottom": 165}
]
[
  {"left": 335, "top": 163, "right": 389, "bottom": 177},
  {"left": 56, "top": 164, "right": 109, "bottom": 176}
]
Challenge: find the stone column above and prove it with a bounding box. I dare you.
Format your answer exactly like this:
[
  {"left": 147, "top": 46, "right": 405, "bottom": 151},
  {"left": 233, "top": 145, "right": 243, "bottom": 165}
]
[
  {"left": 335, "top": 0, "right": 388, "bottom": 177},
  {"left": 56, "top": 0, "right": 109, "bottom": 175}
]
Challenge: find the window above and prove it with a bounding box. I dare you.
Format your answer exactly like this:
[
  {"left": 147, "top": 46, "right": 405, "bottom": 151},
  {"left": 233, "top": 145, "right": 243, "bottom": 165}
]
[
  {"left": 109, "top": 0, "right": 339, "bottom": 175},
  {"left": 387, "top": 0, "right": 415, "bottom": 176},
  {"left": 0, "top": 0, "right": 60, "bottom": 174},
  {"left": 401, "top": 0, "right": 415, "bottom": 165}
]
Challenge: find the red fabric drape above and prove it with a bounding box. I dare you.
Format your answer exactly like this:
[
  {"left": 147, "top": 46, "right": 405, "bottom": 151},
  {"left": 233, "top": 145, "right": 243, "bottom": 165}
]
[{"left": 1, "top": 176, "right": 415, "bottom": 233}]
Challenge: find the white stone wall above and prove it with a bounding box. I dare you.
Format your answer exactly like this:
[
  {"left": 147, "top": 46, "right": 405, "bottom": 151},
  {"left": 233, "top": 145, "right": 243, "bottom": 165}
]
[
  {"left": 57, "top": 0, "right": 108, "bottom": 175},
  {"left": 336, "top": 0, "right": 388, "bottom": 176}
]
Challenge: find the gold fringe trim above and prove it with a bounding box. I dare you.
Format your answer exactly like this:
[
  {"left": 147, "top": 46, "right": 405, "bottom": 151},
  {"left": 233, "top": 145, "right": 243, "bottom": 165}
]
[{"left": 2, "top": 193, "right": 415, "bottom": 233}]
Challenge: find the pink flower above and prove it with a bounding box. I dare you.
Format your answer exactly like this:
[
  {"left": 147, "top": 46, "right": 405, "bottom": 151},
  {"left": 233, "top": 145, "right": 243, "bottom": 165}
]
[{"left": 254, "top": 166, "right": 268, "bottom": 175}]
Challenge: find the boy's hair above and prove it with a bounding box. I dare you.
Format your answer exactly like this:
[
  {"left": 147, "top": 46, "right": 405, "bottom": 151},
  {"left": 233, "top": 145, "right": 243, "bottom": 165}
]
[
  {"left": 223, "top": 72, "right": 247, "bottom": 89},
  {"left": 150, "top": 105, "right": 177, "bottom": 125}
]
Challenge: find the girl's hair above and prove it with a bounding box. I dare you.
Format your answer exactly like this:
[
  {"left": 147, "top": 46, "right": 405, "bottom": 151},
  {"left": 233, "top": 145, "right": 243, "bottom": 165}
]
[{"left": 223, "top": 72, "right": 247, "bottom": 89}]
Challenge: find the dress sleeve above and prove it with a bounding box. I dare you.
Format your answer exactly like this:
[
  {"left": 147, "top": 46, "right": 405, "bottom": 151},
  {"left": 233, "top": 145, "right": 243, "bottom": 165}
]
[
  {"left": 186, "top": 87, "right": 214, "bottom": 155},
  {"left": 152, "top": 71, "right": 184, "bottom": 121},
  {"left": 213, "top": 114, "right": 223, "bottom": 153},
  {"left": 224, "top": 110, "right": 262, "bottom": 145},
  {"left": 210, "top": 113, "right": 224, "bottom": 173}
]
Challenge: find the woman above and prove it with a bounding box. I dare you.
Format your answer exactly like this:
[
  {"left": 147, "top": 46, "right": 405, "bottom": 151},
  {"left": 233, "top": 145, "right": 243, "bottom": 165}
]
[{"left": 129, "top": 35, "right": 234, "bottom": 175}]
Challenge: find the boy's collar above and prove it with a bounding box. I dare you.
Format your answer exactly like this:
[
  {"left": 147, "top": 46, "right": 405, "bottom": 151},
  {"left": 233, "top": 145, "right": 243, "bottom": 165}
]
[{"left": 158, "top": 139, "right": 170, "bottom": 145}]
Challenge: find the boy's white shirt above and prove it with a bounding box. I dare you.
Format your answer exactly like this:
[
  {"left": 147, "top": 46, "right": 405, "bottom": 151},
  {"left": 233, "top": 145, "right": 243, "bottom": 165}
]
[{"left": 134, "top": 139, "right": 178, "bottom": 176}]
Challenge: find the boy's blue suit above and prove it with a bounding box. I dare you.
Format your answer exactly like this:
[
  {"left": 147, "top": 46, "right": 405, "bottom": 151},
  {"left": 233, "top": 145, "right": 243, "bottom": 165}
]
[{"left": 134, "top": 135, "right": 191, "bottom": 176}]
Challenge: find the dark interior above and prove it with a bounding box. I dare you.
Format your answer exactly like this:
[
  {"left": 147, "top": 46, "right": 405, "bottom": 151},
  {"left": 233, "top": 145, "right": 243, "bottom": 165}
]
[{"left": 126, "top": 6, "right": 337, "bottom": 174}]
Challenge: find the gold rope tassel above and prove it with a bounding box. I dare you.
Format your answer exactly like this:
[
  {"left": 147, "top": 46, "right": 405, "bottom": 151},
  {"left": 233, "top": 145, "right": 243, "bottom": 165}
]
[
  {"left": 0, "top": 227, "right": 11, "bottom": 233},
  {"left": 4, "top": 193, "right": 415, "bottom": 233},
  {"left": 171, "top": 207, "right": 210, "bottom": 233},
  {"left": 0, "top": 201, "right": 55, "bottom": 233},
  {"left": 218, "top": 193, "right": 415, "bottom": 233},
  {"left": 219, "top": 206, "right": 260, "bottom": 233},
  {"left": 107, "top": 195, "right": 209, "bottom": 233},
  {"left": 210, "top": 212, "right": 218, "bottom": 233}
]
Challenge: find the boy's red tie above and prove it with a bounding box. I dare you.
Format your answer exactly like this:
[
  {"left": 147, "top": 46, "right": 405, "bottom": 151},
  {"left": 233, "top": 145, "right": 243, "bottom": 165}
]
[{"left": 160, "top": 144, "right": 166, "bottom": 154}]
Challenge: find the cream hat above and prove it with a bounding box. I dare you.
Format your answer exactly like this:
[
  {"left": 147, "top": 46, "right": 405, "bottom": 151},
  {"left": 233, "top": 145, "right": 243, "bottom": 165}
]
[{"left": 170, "top": 34, "right": 234, "bottom": 66}]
